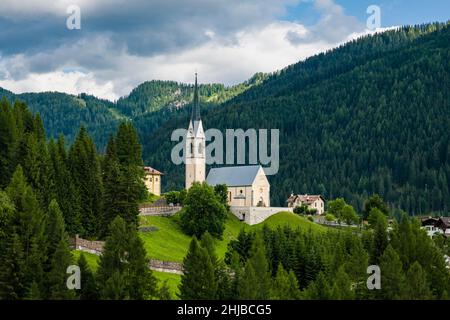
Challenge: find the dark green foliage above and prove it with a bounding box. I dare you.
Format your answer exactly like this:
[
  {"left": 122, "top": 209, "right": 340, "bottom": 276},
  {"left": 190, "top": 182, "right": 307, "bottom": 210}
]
[
  {"left": 179, "top": 237, "right": 217, "bottom": 299},
  {"left": 144, "top": 23, "right": 450, "bottom": 215},
  {"left": 237, "top": 234, "right": 272, "bottom": 300},
  {"left": 225, "top": 230, "right": 254, "bottom": 265},
  {"left": 405, "top": 261, "right": 432, "bottom": 300},
  {"left": 47, "top": 239, "right": 75, "bottom": 299},
  {"left": 164, "top": 190, "right": 186, "bottom": 205},
  {"left": 5, "top": 166, "right": 47, "bottom": 297},
  {"left": 379, "top": 245, "right": 406, "bottom": 300},
  {"left": 69, "top": 127, "right": 103, "bottom": 237},
  {"left": 214, "top": 184, "right": 229, "bottom": 210},
  {"left": 363, "top": 194, "right": 390, "bottom": 220},
  {"left": 48, "top": 136, "right": 82, "bottom": 235},
  {"left": 102, "top": 122, "right": 146, "bottom": 232},
  {"left": 97, "top": 216, "right": 156, "bottom": 300},
  {"left": 271, "top": 264, "right": 300, "bottom": 300},
  {"left": 180, "top": 182, "right": 227, "bottom": 239},
  {"left": 371, "top": 210, "right": 389, "bottom": 264},
  {"left": 77, "top": 254, "right": 99, "bottom": 300},
  {"left": 0, "top": 98, "right": 18, "bottom": 188}
]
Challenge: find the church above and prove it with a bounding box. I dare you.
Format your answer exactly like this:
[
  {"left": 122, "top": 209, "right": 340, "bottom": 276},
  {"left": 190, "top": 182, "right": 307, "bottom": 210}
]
[{"left": 184, "top": 74, "right": 285, "bottom": 225}]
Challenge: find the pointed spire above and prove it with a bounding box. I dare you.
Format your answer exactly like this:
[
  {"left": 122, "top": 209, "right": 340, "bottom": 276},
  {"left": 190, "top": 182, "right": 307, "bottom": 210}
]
[{"left": 191, "top": 73, "right": 201, "bottom": 122}]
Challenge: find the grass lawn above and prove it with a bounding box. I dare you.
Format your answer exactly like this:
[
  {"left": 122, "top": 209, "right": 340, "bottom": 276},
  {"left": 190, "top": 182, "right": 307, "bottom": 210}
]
[
  {"left": 153, "top": 271, "right": 181, "bottom": 299},
  {"left": 139, "top": 210, "right": 327, "bottom": 263},
  {"left": 139, "top": 212, "right": 247, "bottom": 262},
  {"left": 252, "top": 211, "right": 327, "bottom": 233},
  {"left": 71, "top": 211, "right": 328, "bottom": 276},
  {"left": 71, "top": 250, "right": 100, "bottom": 272}
]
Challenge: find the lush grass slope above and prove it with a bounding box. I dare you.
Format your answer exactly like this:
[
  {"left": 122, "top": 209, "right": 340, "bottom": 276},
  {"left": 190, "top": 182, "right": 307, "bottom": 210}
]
[
  {"left": 139, "top": 211, "right": 326, "bottom": 263},
  {"left": 71, "top": 212, "right": 326, "bottom": 278},
  {"left": 71, "top": 250, "right": 100, "bottom": 272},
  {"left": 253, "top": 211, "right": 327, "bottom": 233},
  {"left": 153, "top": 271, "right": 181, "bottom": 299}
]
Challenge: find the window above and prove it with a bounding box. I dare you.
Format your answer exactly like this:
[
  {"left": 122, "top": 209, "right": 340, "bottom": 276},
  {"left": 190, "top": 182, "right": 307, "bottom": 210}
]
[
  {"left": 156, "top": 177, "right": 158, "bottom": 182},
  {"left": 149, "top": 177, "right": 153, "bottom": 182},
  {"left": 198, "top": 142, "right": 203, "bottom": 155},
  {"left": 190, "top": 143, "right": 193, "bottom": 155}
]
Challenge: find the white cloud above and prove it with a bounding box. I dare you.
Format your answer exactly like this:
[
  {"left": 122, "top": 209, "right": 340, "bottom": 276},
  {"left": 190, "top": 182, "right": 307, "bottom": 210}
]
[
  {"left": 0, "top": 0, "right": 391, "bottom": 101},
  {"left": 0, "top": 71, "right": 117, "bottom": 101},
  {"left": 0, "top": 20, "right": 388, "bottom": 101}
]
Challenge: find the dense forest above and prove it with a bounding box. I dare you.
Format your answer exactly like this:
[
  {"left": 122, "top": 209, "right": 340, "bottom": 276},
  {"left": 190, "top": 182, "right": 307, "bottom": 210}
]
[
  {"left": 1, "top": 23, "right": 449, "bottom": 216},
  {"left": 1, "top": 97, "right": 449, "bottom": 300},
  {"left": 144, "top": 23, "right": 450, "bottom": 215}
]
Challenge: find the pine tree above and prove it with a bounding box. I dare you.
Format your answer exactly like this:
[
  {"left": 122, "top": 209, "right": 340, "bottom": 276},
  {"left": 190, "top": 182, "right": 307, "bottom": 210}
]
[
  {"left": 0, "top": 233, "right": 26, "bottom": 299},
  {"left": 69, "top": 127, "right": 103, "bottom": 237},
  {"left": 331, "top": 266, "right": 355, "bottom": 300},
  {"left": 22, "top": 132, "right": 53, "bottom": 209},
  {"left": 379, "top": 245, "right": 406, "bottom": 300},
  {"left": 371, "top": 209, "right": 388, "bottom": 264},
  {"left": 114, "top": 122, "right": 146, "bottom": 225},
  {"left": 405, "top": 262, "right": 433, "bottom": 300},
  {"left": 97, "top": 216, "right": 129, "bottom": 299},
  {"left": 158, "top": 281, "right": 172, "bottom": 300},
  {"left": 0, "top": 98, "right": 18, "bottom": 188},
  {"left": 271, "top": 264, "right": 300, "bottom": 299},
  {"left": 6, "top": 166, "right": 46, "bottom": 297},
  {"left": 46, "top": 200, "right": 67, "bottom": 258},
  {"left": 237, "top": 262, "right": 259, "bottom": 299},
  {"left": 77, "top": 253, "right": 99, "bottom": 300},
  {"left": 305, "top": 272, "right": 332, "bottom": 300},
  {"left": 47, "top": 239, "right": 75, "bottom": 299},
  {"left": 97, "top": 216, "right": 156, "bottom": 300},
  {"left": 127, "top": 233, "right": 157, "bottom": 299},
  {"left": 179, "top": 237, "right": 217, "bottom": 299},
  {"left": 101, "top": 136, "right": 123, "bottom": 235},
  {"left": 48, "top": 136, "right": 82, "bottom": 235},
  {"left": 237, "top": 234, "right": 272, "bottom": 299}
]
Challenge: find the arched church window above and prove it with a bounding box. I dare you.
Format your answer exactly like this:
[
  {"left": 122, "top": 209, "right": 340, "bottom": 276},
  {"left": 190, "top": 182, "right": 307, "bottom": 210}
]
[
  {"left": 198, "top": 142, "right": 203, "bottom": 155},
  {"left": 190, "top": 143, "right": 193, "bottom": 155}
]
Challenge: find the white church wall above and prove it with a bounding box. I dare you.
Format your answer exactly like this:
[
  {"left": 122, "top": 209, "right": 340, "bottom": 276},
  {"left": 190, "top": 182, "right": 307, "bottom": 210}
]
[{"left": 230, "top": 206, "right": 294, "bottom": 225}]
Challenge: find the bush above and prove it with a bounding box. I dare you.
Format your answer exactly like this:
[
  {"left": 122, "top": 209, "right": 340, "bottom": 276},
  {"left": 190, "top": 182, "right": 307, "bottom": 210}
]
[{"left": 180, "top": 182, "right": 227, "bottom": 239}]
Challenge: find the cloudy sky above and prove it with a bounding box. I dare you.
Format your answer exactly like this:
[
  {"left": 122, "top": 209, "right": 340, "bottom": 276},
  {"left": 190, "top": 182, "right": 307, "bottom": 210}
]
[{"left": 0, "top": 0, "right": 448, "bottom": 101}]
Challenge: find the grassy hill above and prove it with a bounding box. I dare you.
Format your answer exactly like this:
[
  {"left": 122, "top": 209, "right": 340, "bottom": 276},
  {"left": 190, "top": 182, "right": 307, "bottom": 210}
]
[
  {"left": 71, "top": 211, "right": 326, "bottom": 299},
  {"left": 74, "top": 211, "right": 325, "bottom": 266},
  {"left": 139, "top": 211, "right": 326, "bottom": 263}
]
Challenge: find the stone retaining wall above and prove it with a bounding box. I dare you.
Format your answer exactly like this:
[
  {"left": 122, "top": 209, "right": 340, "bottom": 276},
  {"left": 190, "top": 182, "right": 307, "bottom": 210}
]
[
  {"left": 148, "top": 259, "right": 183, "bottom": 275},
  {"left": 230, "top": 206, "right": 294, "bottom": 225},
  {"left": 70, "top": 236, "right": 184, "bottom": 274},
  {"left": 70, "top": 235, "right": 104, "bottom": 255},
  {"left": 139, "top": 205, "right": 182, "bottom": 216}
]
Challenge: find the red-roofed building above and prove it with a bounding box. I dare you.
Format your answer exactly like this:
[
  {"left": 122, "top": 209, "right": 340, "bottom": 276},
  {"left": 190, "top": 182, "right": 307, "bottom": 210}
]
[{"left": 287, "top": 194, "right": 325, "bottom": 215}]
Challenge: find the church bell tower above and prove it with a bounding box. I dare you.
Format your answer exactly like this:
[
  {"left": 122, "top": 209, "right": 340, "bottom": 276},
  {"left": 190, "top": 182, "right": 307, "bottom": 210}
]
[{"left": 185, "top": 73, "right": 205, "bottom": 189}]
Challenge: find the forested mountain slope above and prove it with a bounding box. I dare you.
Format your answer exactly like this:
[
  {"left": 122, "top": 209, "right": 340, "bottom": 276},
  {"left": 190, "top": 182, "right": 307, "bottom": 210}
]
[
  {"left": 144, "top": 23, "right": 450, "bottom": 215},
  {"left": 0, "top": 74, "right": 265, "bottom": 151}
]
